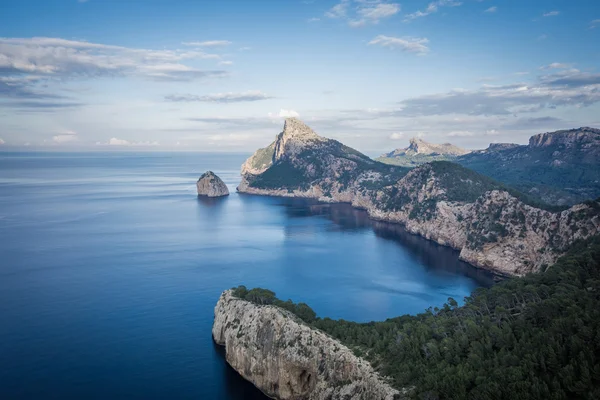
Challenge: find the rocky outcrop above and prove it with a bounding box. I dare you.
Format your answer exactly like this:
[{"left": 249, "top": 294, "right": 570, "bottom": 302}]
[
  {"left": 383, "top": 138, "right": 470, "bottom": 158},
  {"left": 197, "top": 171, "right": 229, "bottom": 197},
  {"left": 212, "top": 290, "right": 401, "bottom": 400},
  {"left": 238, "top": 119, "right": 600, "bottom": 276}
]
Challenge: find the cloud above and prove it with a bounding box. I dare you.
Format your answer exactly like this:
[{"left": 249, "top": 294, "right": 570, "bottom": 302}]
[
  {"left": 484, "top": 6, "right": 497, "bottom": 13},
  {"left": 97, "top": 138, "right": 159, "bottom": 146},
  {"left": 542, "top": 11, "right": 559, "bottom": 17},
  {"left": 0, "top": 138, "right": 4, "bottom": 145},
  {"left": 218, "top": 61, "right": 233, "bottom": 65},
  {"left": 540, "top": 62, "right": 571, "bottom": 70},
  {"left": 308, "top": 17, "right": 321, "bottom": 23},
  {"left": 182, "top": 40, "right": 232, "bottom": 47},
  {"left": 485, "top": 129, "right": 500, "bottom": 135},
  {"left": 589, "top": 19, "right": 600, "bottom": 29},
  {"left": 0, "top": 37, "right": 227, "bottom": 82},
  {"left": 389, "top": 132, "right": 404, "bottom": 139},
  {"left": 392, "top": 70, "right": 600, "bottom": 117},
  {"left": 165, "top": 90, "right": 274, "bottom": 103},
  {"left": 447, "top": 130, "right": 474, "bottom": 137},
  {"left": 325, "top": 0, "right": 400, "bottom": 27},
  {"left": 404, "top": 0, "right": 462, "bottom": 21},
  {"left": 537, "top": 34, "right": 548, "bottom": 41},
  {"left": 53, "top": 130, "right": 78, "bottom": 143},
  {"left": 368, "top": 35, "right": 429, "bottom": 54},
  {"left": 273, "top": 109, "right": 300, "bottom": 118}
]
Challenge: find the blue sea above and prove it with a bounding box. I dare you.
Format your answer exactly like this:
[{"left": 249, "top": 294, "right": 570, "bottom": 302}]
[{"left": 0, "top": 152, "right": 493, "bottom": 399}]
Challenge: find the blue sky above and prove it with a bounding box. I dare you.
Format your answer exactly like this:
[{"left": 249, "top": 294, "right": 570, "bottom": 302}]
[{"left": 1, "top": 0, "right": 599, "bottom": 153}]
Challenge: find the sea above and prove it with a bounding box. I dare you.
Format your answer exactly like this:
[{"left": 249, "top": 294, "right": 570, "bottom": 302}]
[{"left": 0, "top": 152, "right": 494, "bottom": 399}]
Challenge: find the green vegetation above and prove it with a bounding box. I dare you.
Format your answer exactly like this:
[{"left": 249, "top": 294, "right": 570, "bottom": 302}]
[
  {"left": 235, "top": 236, "right": 600, "bottom": 399},
  {"left": 458, "top": 142, "right": 600, "bottom": 206},
  {"left": 249, "top": 142, "right": 275, "bottom": 170},
  {"left": 232, "top": 286, "right": 317, "bottom": 323}
]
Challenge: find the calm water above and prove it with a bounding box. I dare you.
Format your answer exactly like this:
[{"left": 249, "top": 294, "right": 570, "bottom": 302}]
[{"left": 0, "top": 152, "right": 493, "bottom": 399}]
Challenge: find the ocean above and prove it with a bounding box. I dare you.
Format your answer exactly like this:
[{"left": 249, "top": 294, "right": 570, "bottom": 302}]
[{"left": 0, "top": 152, "right": 493, "bottom": 399}]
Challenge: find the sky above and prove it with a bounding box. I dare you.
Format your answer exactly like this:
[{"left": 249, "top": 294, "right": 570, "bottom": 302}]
[{"left": 1, "top": 0, "right": 599, "bottom": 154}]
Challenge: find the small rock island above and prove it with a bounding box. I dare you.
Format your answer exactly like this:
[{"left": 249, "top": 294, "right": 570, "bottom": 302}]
[{"left": 196, "top": 171, "right": 229, "bottom": 197}]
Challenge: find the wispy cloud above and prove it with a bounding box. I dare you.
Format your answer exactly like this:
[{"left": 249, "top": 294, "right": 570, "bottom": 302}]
[
  {"left": 590, "top": 19, "right": 600, "bottom": 29},
  {"left": 484, "top": 6, "right": 497, "bottom": 13},
  {"left": 182, "top": 40, "right": 232, "bottom": 47},
  {"left": 325, "top": 0, "right": 400, "bottom": 27},
  {"left": 0, "top": 37, "right": 227, "bottom": 82},
  {"left": 165, "top": 91, "right": 274, "bottom": 103},
  {"left": 542, "top": 11, "right": 560, "bottom": 17},
  {"left": 368, "top": 35, "right": 430, "bottom": 55},
  {"left": 404, "top": 0, "right": 462, "bottom": 22},
  {"left": 540, "top": 62, "right": 571, "bottom": 70}
]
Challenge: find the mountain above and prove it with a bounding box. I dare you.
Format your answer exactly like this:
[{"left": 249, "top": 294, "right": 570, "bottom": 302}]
[
  {"left": 238, "top": 119, "right": 600, "bottom": 276},
  {"left": 457, "top": 127, "right": 600, "bottom": 206},
  {"left": 377, "top": 137, "right": 470, "bottom": 167},
  {"left": 238, "top": 117, "right": 408, "bottom": 201}
]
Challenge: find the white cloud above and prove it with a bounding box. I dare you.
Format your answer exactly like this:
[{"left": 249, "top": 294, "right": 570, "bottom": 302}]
[
  {"left": 165, "top": 90, "right": 273, "bottom": 103},
  {"left": 218, "top": 61, "right": 233, "bottom": 66},
  {"left": 52, "top": 129, "right": 78, "bottom": 143},
  {"left": 485, "top": 129, "right": 500, "bottom": 135},
  {"left": 278, "top": 109, "right": 300, "bottom": 118},
  {"left": 591, "top": 19, "right": 600, "bottom": 29},
  {"left": 109, "top": 138, "right": 130, "bottom": 146},
  {"left": 0, "top": 37, "right": 227, "bottom": 82},
  {"left": 389, "top": 132, "right": 404, "bottom": 139},
  {"left": 325, "top": 0, "right": 400, "bottom": 27},
  {"left": 540, "top": 62, "right": 571, "bottom": 70},
  {"left": 308, "top": 17, "right": 321, "bottom": 23},
  {"left": 542, "top": 11, "right": 559, "bottom": 17},
  {"left": 447, "top": 130, "right": 474, "bottom": 137},
  {"left": 182, "top": 40, "right": 232, "bottom": 47},
  {"left": 404, "top": 0, "right": 462, "bottom": 21},
  {"left": 0, "top": 138, "right": 5, "bottom": 145},
  {"left": 368, "top": 35, "right": 429, "bottom": 55},
  {"left": 268, "top": 109, "right": 300, "bottom": 119},
  {"left": 484, "top": 6, "right": 497, "bottom": 13}
]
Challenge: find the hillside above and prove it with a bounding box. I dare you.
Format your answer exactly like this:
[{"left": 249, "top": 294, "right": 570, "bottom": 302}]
[
  {"left": 457, "top": 127, "right": 600, "bottom": 205},
  {"left": 228, "top": 235, "right": 600, "bottom": 399}
]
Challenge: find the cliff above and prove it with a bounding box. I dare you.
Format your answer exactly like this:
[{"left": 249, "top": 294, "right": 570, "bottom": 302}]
[
  {"left": 197, "top": 171, "right": 229, "bottom": 197},
  {"left": 238, "top": 119, "right": 600, "bottom": 276},
  {"left": 212, "top": 290, "right": 400, "bottom": 400}
]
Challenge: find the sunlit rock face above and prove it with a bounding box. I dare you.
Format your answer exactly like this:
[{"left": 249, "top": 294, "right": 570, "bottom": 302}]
[
  {"left": 197, "top": 171, "right": 229, "bottom": 197},
  {"left": 212, "top": 290, "right": 401, "bottom": 400}
]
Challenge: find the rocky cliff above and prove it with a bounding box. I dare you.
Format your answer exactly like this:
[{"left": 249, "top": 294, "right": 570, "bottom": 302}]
[
  {"left": 212, "top": 290, "right": 400, "bottom": 400},
  {"left": 238, "top": 119, "right": 600, "bottom": 276},
  {"left": 197, "top": 171, "right": 229, "bottom": 197}
]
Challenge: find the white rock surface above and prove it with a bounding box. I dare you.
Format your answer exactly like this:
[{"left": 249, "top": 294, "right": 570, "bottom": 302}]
[{"left": 213, "top": 290, "right": 401, "bottom": 400}]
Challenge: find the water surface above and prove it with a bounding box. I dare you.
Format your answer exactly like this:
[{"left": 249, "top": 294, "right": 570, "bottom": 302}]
[{"left": 0, "top": 152, "right": 493, "bottom": 399}]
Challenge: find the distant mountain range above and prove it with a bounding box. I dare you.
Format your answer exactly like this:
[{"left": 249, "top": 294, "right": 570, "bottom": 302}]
[
  {"left": 378, "top": 127, "right": 600, "bottom": 206},
  {"left": 377, "top": 138, "right": 470, "bottom": 167},
  {"left": 237, "top": 118, "right": 600, "bottom": 277}
]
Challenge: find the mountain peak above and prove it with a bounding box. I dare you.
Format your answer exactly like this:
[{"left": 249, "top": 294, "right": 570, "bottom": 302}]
[
  {"left": 385, "top": 138, "right": 469, "bottom": 158},
  {"left": 275, "top": 118, "right": 325, "bottom": 161}
]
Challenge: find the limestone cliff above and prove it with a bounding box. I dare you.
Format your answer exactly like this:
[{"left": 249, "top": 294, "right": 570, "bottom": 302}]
[
  {"left": 212, "top": 290, "right": 400, "bottom": 400},
  {"left": 377, "top": 138, "right": 470, "bottom": 167},
  {"left": 197, "top": 171, "right": 229, "bottom": 197},
  {"left": 238, "top": 119, "right": 600, "bottom": 276}
]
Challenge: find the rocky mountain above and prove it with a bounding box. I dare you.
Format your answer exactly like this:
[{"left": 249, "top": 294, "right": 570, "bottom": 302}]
[
  {"left": 238, "top": 117, "right": 408, "bottom": 202},
  {"left": 239, "top": 119, "right": 600, "bottom": 276},
  {"left": 212, "top": 290, "right": 399, "bottom": 400},
  {"left": 196, "top": 171, "right": 229, "bottom": 197},
  {"left": 377, "top": 138, "right": 470, "bottom": 167},
  {"left": 457, "top": 127, "right": 600, "bottom": 205}
]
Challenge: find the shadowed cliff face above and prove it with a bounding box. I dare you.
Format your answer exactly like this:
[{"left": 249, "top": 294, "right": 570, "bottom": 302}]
[
  {"left": 237, "top": 119, "right": 600, "bottom": 276},
  {"left": 212, "top": 290, "right": 401, "bottom": 400}
]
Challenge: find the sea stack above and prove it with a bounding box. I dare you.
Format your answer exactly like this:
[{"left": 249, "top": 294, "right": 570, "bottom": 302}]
[{"left": 196, "top": 171, "right": 229, "bottom": 197}]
